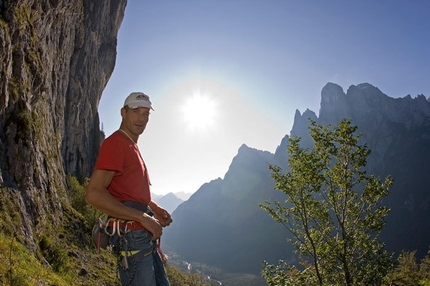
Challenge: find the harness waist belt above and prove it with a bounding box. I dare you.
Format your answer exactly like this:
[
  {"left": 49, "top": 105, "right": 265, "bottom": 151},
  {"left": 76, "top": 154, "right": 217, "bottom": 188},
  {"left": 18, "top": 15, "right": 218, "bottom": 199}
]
[
  {"left": 107, "top": 219, "right": 145, "bottom": 232},
  {"left": 105, "top": 201, "right": 153, "bottom": 234}
]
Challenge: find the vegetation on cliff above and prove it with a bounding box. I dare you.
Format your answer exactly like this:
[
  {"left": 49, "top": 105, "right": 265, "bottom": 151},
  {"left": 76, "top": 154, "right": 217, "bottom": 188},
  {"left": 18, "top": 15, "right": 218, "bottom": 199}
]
[{"left": 0, "top": 176, "right": 212, "bottom": 285}]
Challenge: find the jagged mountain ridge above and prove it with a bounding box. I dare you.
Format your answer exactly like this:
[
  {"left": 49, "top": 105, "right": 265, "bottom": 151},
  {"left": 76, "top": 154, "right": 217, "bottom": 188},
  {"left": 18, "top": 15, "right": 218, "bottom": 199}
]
[{"left": 163, "top": 82, "right": 430, "bottom": 276}]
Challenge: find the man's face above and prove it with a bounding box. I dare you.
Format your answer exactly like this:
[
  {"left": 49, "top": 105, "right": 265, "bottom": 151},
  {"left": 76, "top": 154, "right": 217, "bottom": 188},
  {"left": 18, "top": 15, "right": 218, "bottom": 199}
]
[{"left": 121, "top": 106, "right": 151, "bottom": 137}]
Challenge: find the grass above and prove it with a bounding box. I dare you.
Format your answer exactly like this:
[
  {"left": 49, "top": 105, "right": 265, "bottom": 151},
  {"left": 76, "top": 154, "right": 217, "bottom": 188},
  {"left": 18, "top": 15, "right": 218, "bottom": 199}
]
[
  {"left": 0, "top": 232, "right": 70, "bottom": 286},
  {"left": 0, "top": 230, "right": 213, "bottom": 286},
  {"left": 0, "top": 175, "right": 211, "bottom": 286}
]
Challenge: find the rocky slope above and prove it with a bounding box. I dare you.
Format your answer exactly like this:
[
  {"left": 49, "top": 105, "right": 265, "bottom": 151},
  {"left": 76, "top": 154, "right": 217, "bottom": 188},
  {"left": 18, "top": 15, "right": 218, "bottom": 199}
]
[{"left": 0, "top": 0, "right": 126, "bottom": 253}]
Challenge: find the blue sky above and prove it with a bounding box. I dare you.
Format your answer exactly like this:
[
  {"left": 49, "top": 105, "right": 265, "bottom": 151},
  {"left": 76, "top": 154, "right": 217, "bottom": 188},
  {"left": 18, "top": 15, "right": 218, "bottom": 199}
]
[{"left": 100, "top": 0, "right": 430, "bottom": 195}]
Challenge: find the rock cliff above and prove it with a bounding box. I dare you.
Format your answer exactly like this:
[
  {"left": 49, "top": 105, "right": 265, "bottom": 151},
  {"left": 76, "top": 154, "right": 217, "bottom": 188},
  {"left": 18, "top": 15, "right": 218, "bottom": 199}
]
[
  {"left": 0, "top": 0, "right": 126, "bottom": 252},
  {"left": 319, "top": 83, "right": 430, "bottom": 171}
]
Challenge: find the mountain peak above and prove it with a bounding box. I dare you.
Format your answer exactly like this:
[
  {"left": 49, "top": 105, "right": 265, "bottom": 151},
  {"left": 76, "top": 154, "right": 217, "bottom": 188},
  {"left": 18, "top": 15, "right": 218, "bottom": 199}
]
[
  {"left": 290, "top": 108, "right": 317, "bottom": 142},
  {"left": 153, "top": 192, "right": 184, "bottom": 214},
  {"left": 230, "top": 143, "right": 273, "bottom": 170}
]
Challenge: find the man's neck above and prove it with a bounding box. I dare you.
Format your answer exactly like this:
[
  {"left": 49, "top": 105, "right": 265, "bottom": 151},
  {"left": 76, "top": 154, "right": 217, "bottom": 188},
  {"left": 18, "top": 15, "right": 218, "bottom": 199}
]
[{"left": 119, "top": 128, "right": 137, "bottom": 143}]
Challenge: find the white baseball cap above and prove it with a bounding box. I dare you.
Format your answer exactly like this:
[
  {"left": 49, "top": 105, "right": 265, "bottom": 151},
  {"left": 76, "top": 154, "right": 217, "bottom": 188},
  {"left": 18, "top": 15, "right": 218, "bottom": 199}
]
[{"left": 123, "top": 92, "right": 154, "bottom": 110}]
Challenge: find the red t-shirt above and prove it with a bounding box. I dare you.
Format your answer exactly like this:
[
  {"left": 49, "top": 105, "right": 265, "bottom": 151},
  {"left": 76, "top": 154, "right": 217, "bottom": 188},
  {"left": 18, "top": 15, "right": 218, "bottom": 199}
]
[{"left": 94, "top": 130, "right": 151, "bottom": 205}]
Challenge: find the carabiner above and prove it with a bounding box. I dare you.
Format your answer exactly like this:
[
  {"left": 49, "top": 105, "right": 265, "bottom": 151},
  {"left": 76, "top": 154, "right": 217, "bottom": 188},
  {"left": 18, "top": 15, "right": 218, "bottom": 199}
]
[{"left": 104, "top": 218, "right": 117, "bottom": 236}]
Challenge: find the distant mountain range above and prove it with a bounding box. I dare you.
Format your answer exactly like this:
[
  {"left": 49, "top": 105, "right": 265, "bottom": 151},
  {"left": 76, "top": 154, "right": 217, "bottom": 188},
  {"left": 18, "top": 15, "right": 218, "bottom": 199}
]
[
  {"left": 163, "top": 83, "right": 430, "bottom": 278},
  {"left": 152, "top": 192, "right": 192, "bottom": 214}
]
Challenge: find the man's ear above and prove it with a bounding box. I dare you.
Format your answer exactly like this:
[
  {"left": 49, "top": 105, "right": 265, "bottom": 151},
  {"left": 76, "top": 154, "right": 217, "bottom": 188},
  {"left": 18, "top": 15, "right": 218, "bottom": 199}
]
[{"left": 120, "top": 107, "right": 126, "bottom": 118}]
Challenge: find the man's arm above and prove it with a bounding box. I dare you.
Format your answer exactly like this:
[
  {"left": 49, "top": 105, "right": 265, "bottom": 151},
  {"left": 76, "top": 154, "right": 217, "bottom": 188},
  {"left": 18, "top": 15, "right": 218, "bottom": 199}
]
[{"left": 85, "top": 169, "right": 163, "bottom": 240}]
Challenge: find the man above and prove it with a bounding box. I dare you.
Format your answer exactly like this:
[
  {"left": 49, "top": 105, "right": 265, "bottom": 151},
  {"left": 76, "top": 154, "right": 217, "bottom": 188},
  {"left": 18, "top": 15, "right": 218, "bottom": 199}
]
[{"left": 86, "top": 92, "right": 172, "bottom": 286}]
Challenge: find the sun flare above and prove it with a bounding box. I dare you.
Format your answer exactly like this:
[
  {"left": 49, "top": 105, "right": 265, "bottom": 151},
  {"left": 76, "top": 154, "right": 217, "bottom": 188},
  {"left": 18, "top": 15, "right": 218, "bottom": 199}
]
[{"left": 181, "top": 93, "right": 218, "bottom": 131}]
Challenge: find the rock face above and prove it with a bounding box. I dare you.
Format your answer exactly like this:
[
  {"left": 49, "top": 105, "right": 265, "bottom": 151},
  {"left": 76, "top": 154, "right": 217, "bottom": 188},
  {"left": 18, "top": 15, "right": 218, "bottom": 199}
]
[{"left": 0, "top": 0, "right": 126, "bottom": 251}]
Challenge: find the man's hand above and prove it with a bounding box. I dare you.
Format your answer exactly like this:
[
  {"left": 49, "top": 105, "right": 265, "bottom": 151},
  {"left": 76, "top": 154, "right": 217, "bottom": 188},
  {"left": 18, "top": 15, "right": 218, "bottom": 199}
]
[
  {"left": 139, "top": 213, "right": 163, "bottom": 241},
  {"left": 156, "top": 208, "right": 173, "bottom": 227},
  {"left": 149, "top": 202, "right": 173, "bottom": 227}
]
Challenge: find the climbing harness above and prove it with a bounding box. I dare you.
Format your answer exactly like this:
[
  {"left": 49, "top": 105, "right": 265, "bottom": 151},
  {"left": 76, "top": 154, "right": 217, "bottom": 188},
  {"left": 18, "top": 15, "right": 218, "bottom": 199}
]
[{"left": 91, "top": 201, "right": 169, "bottom": 285}]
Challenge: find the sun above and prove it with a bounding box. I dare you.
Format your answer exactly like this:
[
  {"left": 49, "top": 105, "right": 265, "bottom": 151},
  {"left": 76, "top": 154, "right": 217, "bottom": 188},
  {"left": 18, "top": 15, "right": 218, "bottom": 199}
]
[{"left": 181, "top": 93, "right": 218, "bottom": 131}]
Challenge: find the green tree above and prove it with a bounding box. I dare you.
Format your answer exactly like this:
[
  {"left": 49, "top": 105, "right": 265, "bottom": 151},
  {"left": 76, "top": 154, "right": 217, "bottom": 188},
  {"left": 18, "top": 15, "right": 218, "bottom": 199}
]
[
  {"left": 383, "top": 249, "right": 430, "bottom": 286},
  {"left": 261, "top": 119, "right": 393, "bottom": 286},
  {"left": 419, "top": 249, "right": 430, "bottom": 285},
  {"left": 66, "top": 174, "right": 103, "bottom": 226},
  {"left": 383, "top": 251, "right": 420, "bottom": 286}
]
